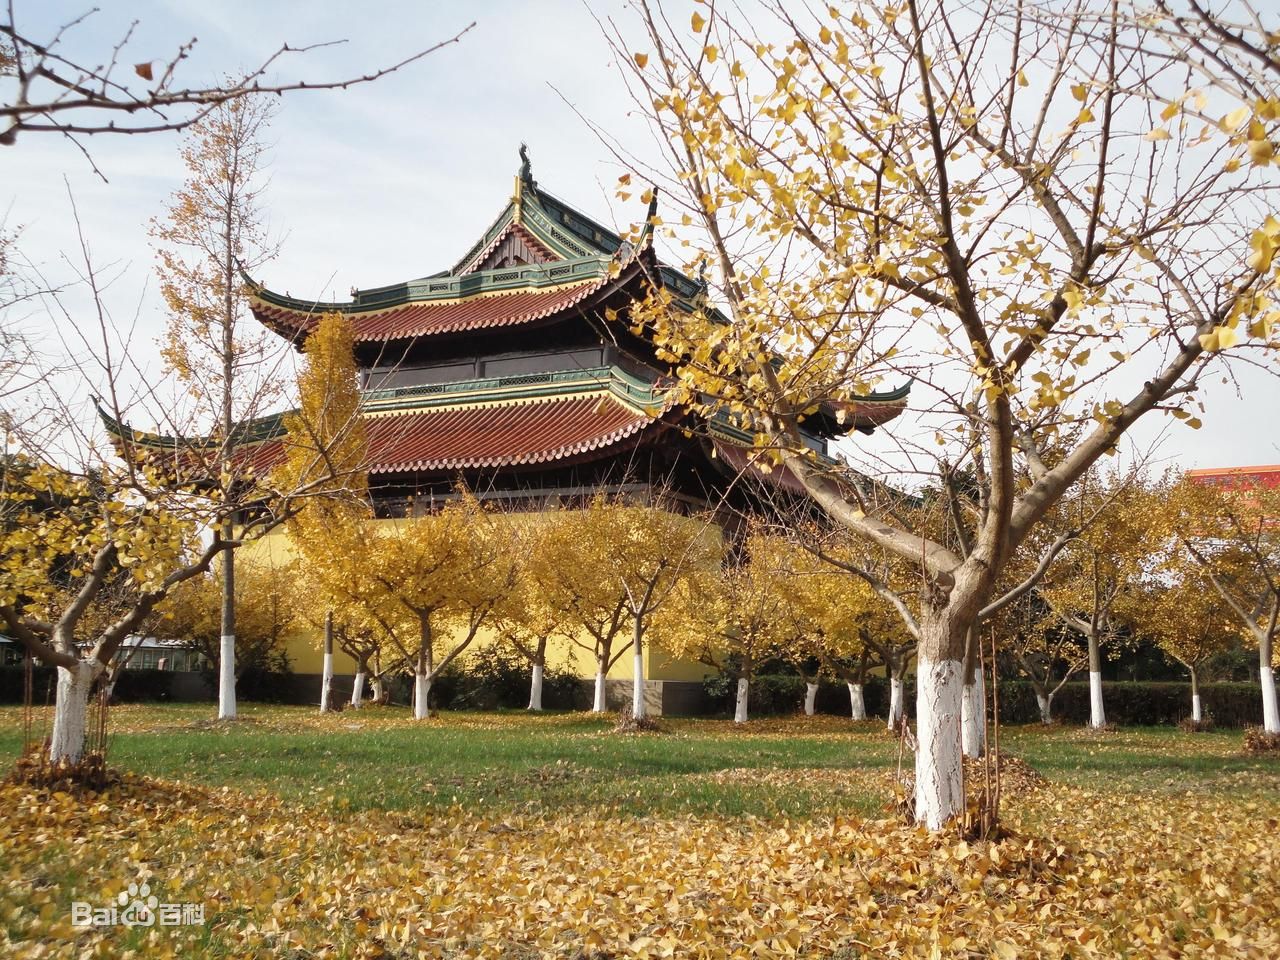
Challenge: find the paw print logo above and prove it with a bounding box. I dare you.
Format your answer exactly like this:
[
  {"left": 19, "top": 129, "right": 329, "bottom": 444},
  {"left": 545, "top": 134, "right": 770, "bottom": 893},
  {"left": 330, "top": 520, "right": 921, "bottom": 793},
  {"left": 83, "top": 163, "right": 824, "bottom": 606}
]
[{"left": 117, "top": 881, "right": 158, "bottom": 927}]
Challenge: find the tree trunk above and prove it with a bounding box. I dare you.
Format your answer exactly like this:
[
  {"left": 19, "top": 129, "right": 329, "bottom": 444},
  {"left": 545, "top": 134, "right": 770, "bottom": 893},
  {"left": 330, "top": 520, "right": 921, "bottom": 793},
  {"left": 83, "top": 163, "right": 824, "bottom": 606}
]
[
  {"left": 413, "top": 669, "right": 431, "bottom": 720},
  {"left": 528, "top": 661, "right": 544, "bottom": 711},
  {"left": 1036, "top": 691, "right": 1052, "bottom": 724},
  {"left": 631, "top": 617, "right": 647, "bottom": 721},
  {"left": 914, "top": 612, "right": 966, "bottom": 831},
  {"left": 1260, "top": 634, "right": 1278, "bottom": 734},
  {"left": 961, "top": 667, "right": 986, "bottom": 759},
  {"left": 803, "top": 681, "right": 818, "bottom": 716},
  {"left": 887, "top": 673, "right": 904, "bottom": 731},
  {"left": 351, "top": 670, "right": 366, "bottom": 709},
  {"left": 370, "top": 675, "right": 384, "bottom": 705},
  {"left": 50, "top": 661, "right": 98, "bottom": 765},
  {"left": 1088, "top": 632, "right": 1106, "bottom": 728},
  {"left": 1189, "top": 665, "right": 1202, "bottom": 724},
  {"left": 734, "top": 677, "right": 749, "bottom": 723},
  {"left": 848, "top": 682, "right": 866, "bottom": 721},
  {"left": 915, "top": 651, "right": 965, "bottom": 831},
  {"left": 592, "top": 662, "right": 608, "bottom": 713},
  {"left": 961, "top": 632, "right": 985, "bottom": 759},
  {"left": 320, "top": 611, "right": 334, "bottom": 713},
  {"left": 217, "top": 518, "right": 236, "bottom": 720},
  {"left": 414, "top": 617, "right": 432, "bottom": 720},
  {"left": 217, "top": 632, "right": 236, "bottom": 720}
]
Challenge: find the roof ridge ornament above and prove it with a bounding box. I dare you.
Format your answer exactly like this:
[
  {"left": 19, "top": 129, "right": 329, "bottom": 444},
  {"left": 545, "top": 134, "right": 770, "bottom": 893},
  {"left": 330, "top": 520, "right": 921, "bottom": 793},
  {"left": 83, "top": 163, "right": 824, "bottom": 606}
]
[
  {"left": 518, "top": 142, "right": 535, "bottom": 190},
  {"left": 514, "top": 143, "right": 537, "bottom": 223}
]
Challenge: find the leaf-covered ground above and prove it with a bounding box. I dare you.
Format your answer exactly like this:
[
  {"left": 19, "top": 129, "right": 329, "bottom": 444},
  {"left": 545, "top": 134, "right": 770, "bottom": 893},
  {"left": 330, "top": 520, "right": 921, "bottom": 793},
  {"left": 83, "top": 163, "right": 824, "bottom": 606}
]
[{"left": 1, "top": 706, "right": 1278, "bottom": 957}]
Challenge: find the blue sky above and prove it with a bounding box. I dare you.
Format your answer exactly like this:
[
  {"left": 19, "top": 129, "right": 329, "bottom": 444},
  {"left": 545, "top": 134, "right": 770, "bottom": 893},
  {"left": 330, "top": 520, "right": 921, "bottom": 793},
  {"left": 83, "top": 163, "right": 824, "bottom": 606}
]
[{"left": 4, "top": 0, "right": 1276, "bottom": 472}]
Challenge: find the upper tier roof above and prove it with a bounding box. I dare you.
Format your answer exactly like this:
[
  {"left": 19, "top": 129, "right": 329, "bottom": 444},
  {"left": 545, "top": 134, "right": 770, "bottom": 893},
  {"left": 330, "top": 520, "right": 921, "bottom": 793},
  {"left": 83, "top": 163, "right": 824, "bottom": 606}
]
[{"left": 245, "top": 147, "right": 705, "bottom": 348}]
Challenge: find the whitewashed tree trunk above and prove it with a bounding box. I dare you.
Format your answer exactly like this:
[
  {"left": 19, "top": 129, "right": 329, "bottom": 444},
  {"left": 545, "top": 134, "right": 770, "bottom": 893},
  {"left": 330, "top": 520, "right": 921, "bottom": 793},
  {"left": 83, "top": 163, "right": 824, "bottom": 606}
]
[
  {"left": 217, "top": 634, "right": 236, "bottom": 720},
  {"left": 631, "top": 630, "right": 647, "bottom": 721},
  {"left": 1088, "top": 671, "right": 1106, "bottom": 728},
  {"left": 1261, "top": 664, "right": 1279, "bottom": 735},
  {"left": 1036, "top": 692, "right": 1052, "bottom": 724},
  {"left": 848, "top": 682, "right": 866, "bottom": 721},
  {"left": 1087, "top": 632, "right": 1106, "bottom": 728},
  {"left": 1191, "top": 693, "right": 1203, "bottom": 724},
  {"left": 414, "top": 616, "right": 434, "bottom": 720},
  {"left": 528, "top": 663, "right": 544, "bottom": 711},
  {"left": 914, "top": 654, "right": 964, "bottom": 831},
  {"left": 320, "top": 612, "right": 334, "bottom": 714},
  {"left": 593, "top": 666, "right": 607, "bottom": 713},
  {"left": 218, "top": 528, "right": 236, "bottom": 720},
  {"left": 320, "top": 652, "right": 334, "bottom": 713},
  {"left": 734, "top": 677, "right": 750, "bottom": 723},
  {"left": 351, "top": 670, "right": 366, "bottom": 708},
  {"left": 961, "top": 672, "right": 986, "bottom": 759},
  {"left": 370, "top": 676, "right": 385, "bottom": 705},
  {"left": 803, "top": 681, "right": 818, "bottom": 716},
  {"left": 50, "top": 661, "right": 99, "bottom": 765},
  {"left": 413, "top": 671, "right": 431, "bottom": 720},
  {"left": 886, "top": 676, "right": 904, "bottom": 731}
]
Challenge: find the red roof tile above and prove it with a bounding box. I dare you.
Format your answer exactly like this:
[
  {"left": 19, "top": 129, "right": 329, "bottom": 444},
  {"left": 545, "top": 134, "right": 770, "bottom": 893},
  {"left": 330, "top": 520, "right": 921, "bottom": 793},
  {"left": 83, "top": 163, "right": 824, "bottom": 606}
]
[
  {"left": 364, "top": 394, "right": 655, "bottom": 474},
  {"left": 194, "top": 394, "right": 659, "bottom": 478},
  {"left": 711, "top": 440, "right": 809, "bottom": 494},
  {"left": 251, "top": 279, "right": 605, "bottom": 344}
]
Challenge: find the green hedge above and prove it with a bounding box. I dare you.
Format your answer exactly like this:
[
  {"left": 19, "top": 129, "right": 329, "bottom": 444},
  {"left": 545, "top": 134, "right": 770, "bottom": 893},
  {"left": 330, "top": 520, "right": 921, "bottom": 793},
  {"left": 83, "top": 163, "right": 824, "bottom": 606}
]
[
  {"left": 995, "top": 680, "right": 1262, "bottom": 728},
  {"left": 702, "top": 673, "right": 1266, "bottom": 727},
  {"left": 0, "top": 664, "right": 211, "bottom": 704},
  {"left": 432, "top": 647, "right": 586, "bottom": 711}
]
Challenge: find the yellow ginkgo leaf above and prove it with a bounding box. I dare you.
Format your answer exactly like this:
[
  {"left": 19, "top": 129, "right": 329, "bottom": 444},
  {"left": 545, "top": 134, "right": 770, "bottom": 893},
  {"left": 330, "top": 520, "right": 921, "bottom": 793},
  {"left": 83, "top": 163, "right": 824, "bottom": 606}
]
[
  {"left": 1248, "top": 138, "right": 1275, "bottom": 166},
  {"left": 1221, "top": 105, "right": 1252, "bottom": 131}
]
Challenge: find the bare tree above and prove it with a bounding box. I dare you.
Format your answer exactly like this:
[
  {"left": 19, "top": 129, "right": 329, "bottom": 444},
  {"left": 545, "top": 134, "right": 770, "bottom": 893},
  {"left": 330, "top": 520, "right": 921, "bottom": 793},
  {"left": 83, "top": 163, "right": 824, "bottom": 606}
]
[
  {"left": 610, "top": 0, "right": 1280, "bottom": 828},
  {"left": 1, "top": 4, "right": 472, "bottom": 174}
]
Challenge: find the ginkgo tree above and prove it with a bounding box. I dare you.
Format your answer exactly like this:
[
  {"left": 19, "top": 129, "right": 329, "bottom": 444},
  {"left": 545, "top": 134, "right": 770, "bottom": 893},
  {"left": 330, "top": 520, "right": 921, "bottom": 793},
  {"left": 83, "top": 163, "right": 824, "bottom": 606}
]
[
  {"left": 152, "top": 93, "right": 281, "bottom": 721},
  {"left": 529, "top": 496, "right": 717, "bottom": 718},
  {"left": 657, "top": 529, "right": 791, "bottom": 723},
  {"left": 0, "top": 312, "right": 363, "bottom": 765},
  {"left": 365, "top": 497, "right": 514, "bottom": 720},
  {"left": 1174, "top": 478, "right": 1280, "bottom": 734},
  {"left": 616, "top": 0, "right": 1280, "bottom": 828},
  {"left": 786, "top": 529, "right": 920, "bottom": 729},
  {"left": 1132, "top": 556, "right": 1241, "bottom": 726},
  {"left": 524, "top": 503, "right": 634, "bottom": 713},
  {"left": 604, "top": 500, "right": 720, "bottom": 721},
  {"left": 491, "top": 516, "right": 567, "bottom": 712},
  {"left": 1038, "top": 469, "right": 1170, "bottom": 728},
  {"left": 154, "top": 556, "right": 298, "bottom": 683}
]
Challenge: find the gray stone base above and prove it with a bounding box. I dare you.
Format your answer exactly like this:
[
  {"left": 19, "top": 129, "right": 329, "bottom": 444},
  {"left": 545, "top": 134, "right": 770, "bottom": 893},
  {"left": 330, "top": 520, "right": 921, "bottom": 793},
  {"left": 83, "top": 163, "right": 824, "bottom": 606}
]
[{"left": 600, "top": 679, "right": 708, "bottom": 717}]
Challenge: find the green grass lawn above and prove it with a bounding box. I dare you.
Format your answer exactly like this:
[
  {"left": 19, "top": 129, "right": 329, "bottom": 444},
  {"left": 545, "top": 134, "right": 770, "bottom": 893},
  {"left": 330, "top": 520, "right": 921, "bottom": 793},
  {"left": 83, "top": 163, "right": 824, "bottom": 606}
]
[
  {"left": 4, "top": 704, "right": 1279, "bottom": 958},
  {"left": 2, "top": 703, "right": 1275, "bottom": 819}
]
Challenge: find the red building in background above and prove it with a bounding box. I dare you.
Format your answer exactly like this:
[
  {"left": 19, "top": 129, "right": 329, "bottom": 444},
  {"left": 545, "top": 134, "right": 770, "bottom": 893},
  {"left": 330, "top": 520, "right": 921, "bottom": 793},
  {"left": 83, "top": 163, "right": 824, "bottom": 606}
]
[{"left": 1187, "top": 464, "right": 1280, "bottom": 490}]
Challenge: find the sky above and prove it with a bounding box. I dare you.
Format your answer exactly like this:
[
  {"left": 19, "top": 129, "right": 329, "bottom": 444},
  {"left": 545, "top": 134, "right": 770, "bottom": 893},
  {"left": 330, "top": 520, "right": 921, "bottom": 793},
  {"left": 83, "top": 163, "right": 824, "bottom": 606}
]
[{"left": 3, "top": 0, "right": 1278, "bottom": 476}]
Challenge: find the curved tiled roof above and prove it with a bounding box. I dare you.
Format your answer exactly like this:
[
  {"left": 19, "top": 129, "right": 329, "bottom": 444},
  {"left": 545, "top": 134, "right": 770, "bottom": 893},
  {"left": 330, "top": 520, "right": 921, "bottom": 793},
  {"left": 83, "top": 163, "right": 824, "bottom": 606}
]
[
  {"left": 362, "top": 393, "right": 658, "bottom": 474},
  {"left": 251, "top": 278, "right": 608, "bottom": 345},
  {"left": 710, "top": 439, "right": 808, "bottom": 495},
  {"left": 130, "top": 393, "right": 663, "bottom": 479}
]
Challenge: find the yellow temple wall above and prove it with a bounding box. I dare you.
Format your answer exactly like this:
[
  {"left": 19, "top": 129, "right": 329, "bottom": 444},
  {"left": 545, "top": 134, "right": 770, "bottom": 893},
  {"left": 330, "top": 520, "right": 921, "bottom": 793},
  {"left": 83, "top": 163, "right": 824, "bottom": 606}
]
[{"left": 239, "top": 525, "right": 718, "bottom": 684}]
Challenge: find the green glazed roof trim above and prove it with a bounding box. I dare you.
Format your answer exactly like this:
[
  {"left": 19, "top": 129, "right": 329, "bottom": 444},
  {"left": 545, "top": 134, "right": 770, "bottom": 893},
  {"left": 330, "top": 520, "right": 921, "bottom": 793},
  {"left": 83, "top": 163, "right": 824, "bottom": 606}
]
[
  {"left": 361, "top": 364, "right": 666, "bottom": 415},
  {"left": 251, "top": 255, "right": 615, "bottom": 314},
  {"left": 94, "top": 398, "right": 287, "bottom": 451},
  {"left": 448, "top": 184, "right": 620, "bottom": 276}
]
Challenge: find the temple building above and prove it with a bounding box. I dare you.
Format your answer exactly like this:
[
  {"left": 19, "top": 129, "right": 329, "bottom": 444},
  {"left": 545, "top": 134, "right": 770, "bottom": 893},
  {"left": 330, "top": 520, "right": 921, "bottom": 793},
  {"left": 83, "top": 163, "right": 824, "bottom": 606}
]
[{"left": 107, "top": 150, "right": 909, "bottom": 712}]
